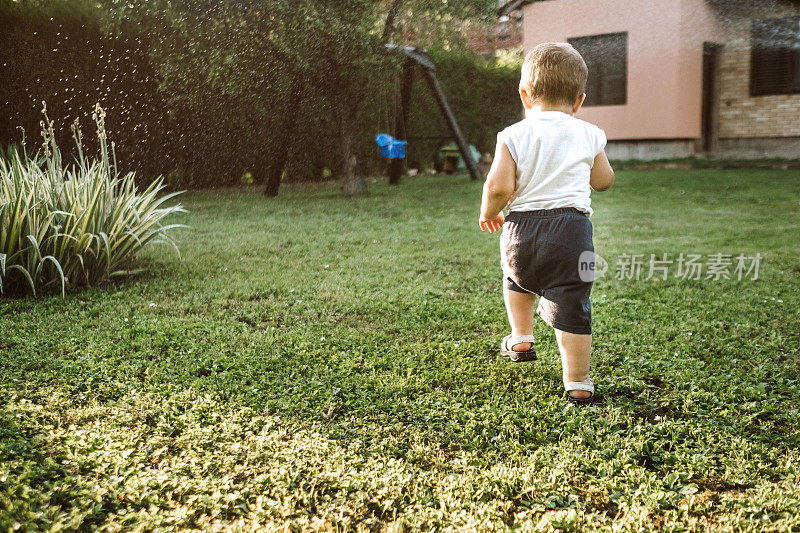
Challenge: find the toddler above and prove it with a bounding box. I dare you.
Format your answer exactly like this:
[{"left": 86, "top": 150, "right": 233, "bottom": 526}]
[{"left": 479, "top": 42, "right": 615, "bottom": 405}]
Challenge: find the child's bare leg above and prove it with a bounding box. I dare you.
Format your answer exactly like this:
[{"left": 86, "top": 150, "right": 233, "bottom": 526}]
[
  {"left": 554, "top": 329, "right": 592, "bottom": 399},
  {"left": 503, "top": 286, "right": 537, "bottom": 351}
]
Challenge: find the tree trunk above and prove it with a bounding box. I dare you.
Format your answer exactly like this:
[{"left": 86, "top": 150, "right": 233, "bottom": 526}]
[
  {"left": 388, "top": 57, "right": 414, "bottom": 186},
  {"left": 335, "top": 98, "right": 367, "bottom": 197},
  {"left": 381, "top": 0, "right": 404, "bottom": 45},
  {"left": 264, "top": 74, "right": 305, "bottom": 197},
  {"left": 264, "top": 164, "right": 282, "bottom": 197}
]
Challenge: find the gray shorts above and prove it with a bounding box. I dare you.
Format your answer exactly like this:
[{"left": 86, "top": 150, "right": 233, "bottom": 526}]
[{"left": 500, "top": 207, "right": 593, "bottom": 335}]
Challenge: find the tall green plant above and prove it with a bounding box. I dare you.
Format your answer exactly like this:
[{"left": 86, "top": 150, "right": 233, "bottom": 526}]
[{"left": 0, "top": 103, "right": 186, "bottom": 297}]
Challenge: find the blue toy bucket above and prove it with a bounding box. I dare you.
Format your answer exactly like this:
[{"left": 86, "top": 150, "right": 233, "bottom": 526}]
[{"left": 375, "top": 133, "right": 407, "bottom": 159}]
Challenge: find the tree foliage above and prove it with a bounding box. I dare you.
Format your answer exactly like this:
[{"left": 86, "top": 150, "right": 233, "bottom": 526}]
[
  {"left": 1, "top": 0, "right": 517, "bottom": 195},
  {"left": 103, "top": 0, "right": 498, "bottom": 195}
]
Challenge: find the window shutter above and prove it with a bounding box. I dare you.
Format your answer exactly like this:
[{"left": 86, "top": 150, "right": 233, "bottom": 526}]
[
  {"left": 583, "top": 58, "right": 602, "bottom": 106},
  {"left": 752, "top": 48, "right": 792, "bottom": 95},
  {"left": 569, "top": 32, "right": 628, "bottom": 106},
  {"left": 751, "top": 17, "right": 800, "bottom": 96}
]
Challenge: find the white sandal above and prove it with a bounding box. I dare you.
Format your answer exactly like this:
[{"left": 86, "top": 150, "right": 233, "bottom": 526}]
[
  {"left": 500, "top": 334, "right": 536, "bottom": 362},
  {"left": 565, "top": 377, "right": 595, "bottom": 405}
]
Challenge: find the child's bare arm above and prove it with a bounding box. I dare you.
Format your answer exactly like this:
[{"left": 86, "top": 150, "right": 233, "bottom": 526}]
[
  {"left": 479, "top": 141, "right": 516, "bottom": 233},
  {"left": 590, "top": 150, "right": 615, "bottom": 192}
]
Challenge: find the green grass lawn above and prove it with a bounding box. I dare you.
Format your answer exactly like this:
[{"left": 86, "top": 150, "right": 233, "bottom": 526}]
[{"left": 2, "top": 169, "right": 799, "bottom": 532}]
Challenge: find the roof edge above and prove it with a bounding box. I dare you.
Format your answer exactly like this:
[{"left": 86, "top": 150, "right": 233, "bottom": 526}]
[{"left": 497, "top": 0, "right": 535, "bottom": 17}]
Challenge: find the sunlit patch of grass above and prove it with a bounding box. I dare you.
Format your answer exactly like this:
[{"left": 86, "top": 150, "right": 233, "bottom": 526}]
[{"left": 2, "top": 169, "right": 799, "bottom": 531}]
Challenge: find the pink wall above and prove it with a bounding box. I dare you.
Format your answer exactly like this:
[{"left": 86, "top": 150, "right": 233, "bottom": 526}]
[
  {"left": 678, "top": 0, "right": 726, "bottom": 138},
  {"left": 522, "top": 0, "right": 724, "bottom": 140}
]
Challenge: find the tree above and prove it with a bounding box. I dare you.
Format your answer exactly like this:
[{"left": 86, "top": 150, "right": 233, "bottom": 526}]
[
  {"left": 103, "top": 0, "right": 495, "bottom": 196},
  {"left": 276, "top": 0, "right": 495, "bottom": 195}
]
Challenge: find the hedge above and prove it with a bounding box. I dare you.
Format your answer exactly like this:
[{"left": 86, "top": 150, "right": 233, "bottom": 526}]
[{"left": 0, "top": 1, "right": 523, "bottom": 188}]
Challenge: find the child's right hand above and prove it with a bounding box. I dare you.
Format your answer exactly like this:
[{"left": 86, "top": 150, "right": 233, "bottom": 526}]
[{"left": 479, "top": 212, "right": 505, "bottom": 233}]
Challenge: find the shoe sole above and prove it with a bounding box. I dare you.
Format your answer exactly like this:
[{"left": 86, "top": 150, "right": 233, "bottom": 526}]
[
  {"left": 500, "top": 348, "right": 537, "bottom": 362},
  {"left": 566, "top": 394, "right": 595, "bottom": 405}
]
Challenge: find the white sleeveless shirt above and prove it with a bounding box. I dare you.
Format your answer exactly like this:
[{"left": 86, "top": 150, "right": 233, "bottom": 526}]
[{"left": 498, "top": 110, "right": 606, "bottom": 216}]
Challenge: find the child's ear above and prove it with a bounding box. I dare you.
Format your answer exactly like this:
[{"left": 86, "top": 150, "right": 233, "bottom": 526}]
[
  {"left": 519, "top": 87, "right": 534, "bottom": 110},
  {"left": 572, "top": 93, "right": 586, "bottom": 114}
]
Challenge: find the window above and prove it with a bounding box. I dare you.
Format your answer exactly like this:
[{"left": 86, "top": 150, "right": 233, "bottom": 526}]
[
  {"left": 568, "top": 32, "right": 627, "bottom": 106},
  {"left": 751, "top": 17, "right": 800, "bottom": 96}
]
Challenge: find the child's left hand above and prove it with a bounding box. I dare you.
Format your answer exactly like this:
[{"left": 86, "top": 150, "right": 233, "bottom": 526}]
[{"left": 479, "top": 212, "right": 505, "bottom": 233}]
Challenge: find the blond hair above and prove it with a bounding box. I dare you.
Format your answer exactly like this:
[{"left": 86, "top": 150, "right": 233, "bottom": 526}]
[{"left": 520, "top": 42, "right": 588, "bottom": 106}]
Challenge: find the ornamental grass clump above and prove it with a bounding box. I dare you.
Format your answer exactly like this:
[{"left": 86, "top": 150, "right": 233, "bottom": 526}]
[{"left": 0, "top": 103, "right": 186, "bottom": 296}]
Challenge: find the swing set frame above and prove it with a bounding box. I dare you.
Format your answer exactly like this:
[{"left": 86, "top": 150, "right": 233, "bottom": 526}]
[
  {"left": 263, "top": 44, "right": 482, "bottom": 196},
  {"left": 384, "top": 44, "right": 483, "bottom": 184}
]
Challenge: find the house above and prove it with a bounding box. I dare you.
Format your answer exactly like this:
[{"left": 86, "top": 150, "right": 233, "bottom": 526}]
[
  {"left": 467, "top": 8, "right": 524, "bottom": 56},
  {"left": 498, "top": 0, "right": 800, "bottom": 159}
]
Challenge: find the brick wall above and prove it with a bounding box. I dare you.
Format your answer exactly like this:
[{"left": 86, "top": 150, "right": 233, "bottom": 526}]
[{"left": 717, "top": 3, "right": 800, "bottom": 139}]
